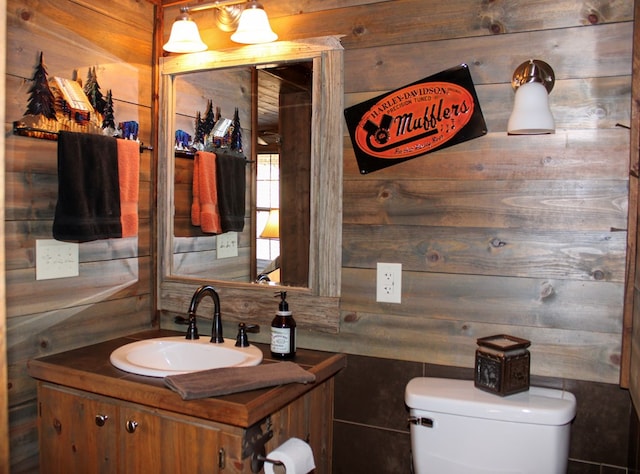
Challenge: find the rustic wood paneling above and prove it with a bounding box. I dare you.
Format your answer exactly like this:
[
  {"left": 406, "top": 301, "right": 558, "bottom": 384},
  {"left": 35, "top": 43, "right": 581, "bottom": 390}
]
[
  {"left": 343, "top": 129, "right": 630, "bottom": 180},
  {"left": 626, "top": 0, "right": 640, "bottom": 396},
  {"left": 5, "top": 0, "right": 156, "bottom": 470}
]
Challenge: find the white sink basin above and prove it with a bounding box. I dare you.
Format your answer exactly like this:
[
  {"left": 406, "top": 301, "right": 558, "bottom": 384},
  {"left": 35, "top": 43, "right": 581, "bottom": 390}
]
[{"left": 110, "top": 336, "right": 263, "bottom": 377}]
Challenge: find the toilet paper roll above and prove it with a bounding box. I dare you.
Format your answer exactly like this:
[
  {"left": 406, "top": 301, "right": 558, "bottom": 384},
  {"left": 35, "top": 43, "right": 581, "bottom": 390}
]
[{"left": 264, "top": 437, "right": 316, "bottom": 474}]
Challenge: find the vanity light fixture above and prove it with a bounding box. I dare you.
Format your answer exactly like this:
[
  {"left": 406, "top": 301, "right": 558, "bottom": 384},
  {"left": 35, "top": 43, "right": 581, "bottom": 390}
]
[
  {"left": 507, "top": 59, "right": 556, "bottom": 135},
  {"left": 163, "top": 0, "right": 277, "bottom": 53}
]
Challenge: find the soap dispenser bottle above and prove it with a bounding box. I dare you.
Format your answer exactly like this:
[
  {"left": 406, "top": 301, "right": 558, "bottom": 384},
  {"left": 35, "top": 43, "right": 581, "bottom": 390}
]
[{"left": 270, "top": 291, "right": 296, "bottom": 359}]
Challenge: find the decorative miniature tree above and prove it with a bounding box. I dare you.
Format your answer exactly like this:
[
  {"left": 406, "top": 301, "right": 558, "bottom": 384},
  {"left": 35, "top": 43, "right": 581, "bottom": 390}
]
[
  {"left": 202, "top": 99, "right": 216, "bottom": 137},
  {"left": 193, "top": 111, "right": 205, "bottom": 146},
  {"left": 230, "top": 107, "right": 242, "bottom": 152},
  {"left": 24, "top": 52, "right": 57, "bottom": 120},
  {"left": 83, "top": 66, "right": 107, "bottom": 116},
  {"left": 102, "top": 90, "right": 116, "bottom": 131}
]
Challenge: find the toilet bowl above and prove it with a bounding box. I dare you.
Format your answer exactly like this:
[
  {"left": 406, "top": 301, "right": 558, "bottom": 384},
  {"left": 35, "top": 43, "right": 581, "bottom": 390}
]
[{"left": 405, "top": 377, "right": 576, "bottom": 474}]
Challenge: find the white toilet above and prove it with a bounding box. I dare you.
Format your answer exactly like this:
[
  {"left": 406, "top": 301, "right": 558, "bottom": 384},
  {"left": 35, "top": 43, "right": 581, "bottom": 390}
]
[{"left": 405, "top": 377, "right": 576, "bottom": 474}]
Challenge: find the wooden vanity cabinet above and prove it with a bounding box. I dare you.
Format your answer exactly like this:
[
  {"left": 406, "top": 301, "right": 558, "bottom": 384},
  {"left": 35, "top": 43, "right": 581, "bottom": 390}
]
[
  {"left": 38, "top": 383, "right": 221, "bottom": 474},
  {"left": 30, "top": 332, "right": 344, "bottom": 473}
]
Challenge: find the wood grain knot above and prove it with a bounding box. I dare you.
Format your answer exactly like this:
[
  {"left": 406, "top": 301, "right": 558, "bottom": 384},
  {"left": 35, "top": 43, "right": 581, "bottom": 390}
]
[
  {"left": 352, "top": 25, "right": 366, "bottom": 36},
  {"left": 426, "top": 251, "right": 440, "bottom": 263},
  {"left": 490, "top": 238, "right": 506, "bottom": 248},
  {"left": 53, "top": 418, "right": 62, "bottom": 435},
  {"left": 344, "top": 313, "right": 359, "bottom": 323},
  {"left": 587, "top": 13, "right": 599, "bottom": 24},
  {"left": 378, "top": 189, "right": 391, "bottom": 200},
  {"left": 540, "top": 281, "right": 555, "bottom": 300},
  {"left": 489, "top": 22, "right": 503, "bottom": 34},
  {"left": 592, "top": 270, "right": 605, "bottom": 280},
  {"left": 20, "top": 9, "right": 32, "bottom": 21}
]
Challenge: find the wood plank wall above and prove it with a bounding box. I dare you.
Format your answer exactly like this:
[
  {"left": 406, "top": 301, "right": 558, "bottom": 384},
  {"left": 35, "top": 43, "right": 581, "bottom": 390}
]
[
  {"left": 628, "top": 0, "right": 640, "bottom": 408},
  {"left": 2, "top": 0, "right": 634, "bottom": 469},
  {"left": 160, "top": 0, "right": 634, "bottom": 384},
  {"left": 4, "top": 0, "right": 155, "bottom": 470}
]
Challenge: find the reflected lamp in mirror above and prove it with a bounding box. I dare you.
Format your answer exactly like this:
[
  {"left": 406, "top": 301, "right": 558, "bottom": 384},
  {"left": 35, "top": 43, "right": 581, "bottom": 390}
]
[
  {"left": 260, "top": 209, "right": 280, "bottom": 239},
  {"left": 507, "top": 59, "right": 555, "bottom": 135},
  {"left": 163, "top": 1, "right": 277, "bottom": 53}
]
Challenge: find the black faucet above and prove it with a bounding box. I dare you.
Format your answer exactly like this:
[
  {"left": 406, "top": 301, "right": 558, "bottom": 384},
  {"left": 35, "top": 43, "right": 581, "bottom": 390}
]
[{"left": 185, "top": 285, "right": 224, "bottom": 343}]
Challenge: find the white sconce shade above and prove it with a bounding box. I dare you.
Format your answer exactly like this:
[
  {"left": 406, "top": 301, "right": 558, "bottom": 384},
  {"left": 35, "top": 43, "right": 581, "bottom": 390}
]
[
  {"left": 163, "top": 12, "right": 207, "bottom": 53},
  {"left": 507, "top": 59, "right": 555, "bottom": 135},
  {"left": 507, "top": 82, "right": 555, "bottom": 135},
  {"left": 230, "top": 2, "right": 278, "bottom": 44}
]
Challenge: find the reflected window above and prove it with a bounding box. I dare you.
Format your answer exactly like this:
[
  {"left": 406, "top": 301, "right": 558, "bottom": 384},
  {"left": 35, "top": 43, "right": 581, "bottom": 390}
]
[{"left": 256, "top": 153, "right": 280, "bottom": 280}]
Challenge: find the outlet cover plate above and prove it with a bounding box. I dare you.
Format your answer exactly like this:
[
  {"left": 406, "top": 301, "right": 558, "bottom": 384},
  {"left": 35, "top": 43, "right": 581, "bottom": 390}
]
[
  {"left": 36, "top": 239, "right": 79, "bottom": 280},
  {"left": 217, "top": 232, "right": 238, "bottom": 259},
  {"left": 376, "top": 262, "right": 402, "bottom": 303}
]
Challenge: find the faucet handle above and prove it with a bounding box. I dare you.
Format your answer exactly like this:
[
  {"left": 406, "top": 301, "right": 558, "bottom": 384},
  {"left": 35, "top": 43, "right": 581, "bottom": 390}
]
[{"left": 235, "top": 323, "right": 260, "bottom": 347}]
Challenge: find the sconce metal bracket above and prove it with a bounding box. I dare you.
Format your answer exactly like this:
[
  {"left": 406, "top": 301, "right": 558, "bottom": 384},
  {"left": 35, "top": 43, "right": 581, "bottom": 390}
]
[{"left": 511, "top": 59, "right": 555, "bottom": 93}]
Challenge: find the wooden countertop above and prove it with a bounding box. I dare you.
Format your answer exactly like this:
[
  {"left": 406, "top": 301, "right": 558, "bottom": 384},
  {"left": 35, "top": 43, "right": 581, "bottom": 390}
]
[{"left": 27, "top": 329, "right": 347, "bottom": 428}]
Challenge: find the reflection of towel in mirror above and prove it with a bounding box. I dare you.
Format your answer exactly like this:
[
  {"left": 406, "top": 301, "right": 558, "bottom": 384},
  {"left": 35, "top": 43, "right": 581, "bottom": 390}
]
[
  {"left": 191, "top": 151, "right": 222, "bottom": 233},
  {"left": 53, "top": 131, "right": 122, "bottom": 242},
  {"left": 215, "top": 150, "right": 246, "bottom": 232},
  {"left": 116, "top": 139, "right": 140, "bottom": 237}
]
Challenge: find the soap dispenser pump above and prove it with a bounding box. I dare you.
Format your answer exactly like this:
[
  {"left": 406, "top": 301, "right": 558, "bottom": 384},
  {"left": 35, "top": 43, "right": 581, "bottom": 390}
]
[{"left": 270, "top": 291, "right": 296, "bottom": 359}]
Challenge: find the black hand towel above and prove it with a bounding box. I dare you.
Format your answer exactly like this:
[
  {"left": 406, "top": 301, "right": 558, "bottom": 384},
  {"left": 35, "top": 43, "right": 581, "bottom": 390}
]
[
  {"left": 164, "top": 362, "right": 316, "bottom": 400},
  {"left": 53, "top": 131, "right": 122, "bottom": 242},
  {"left": 214, "top": 149, "right": 246, "bottom": 232}
]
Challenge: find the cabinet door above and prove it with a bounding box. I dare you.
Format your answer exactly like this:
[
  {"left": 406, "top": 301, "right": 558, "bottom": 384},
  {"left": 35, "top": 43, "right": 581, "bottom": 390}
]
[
  {"left": 39, "top": 384, "right": 117, "bottom": 474},
  {"left": 120, "top": 405, "right": 221, "bottom": 474}
]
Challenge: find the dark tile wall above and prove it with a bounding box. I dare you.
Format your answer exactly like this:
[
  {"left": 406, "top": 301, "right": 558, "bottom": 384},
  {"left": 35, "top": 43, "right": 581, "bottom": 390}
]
[{"left": 332, "top": 354, "right": 631, "bottom": 474}]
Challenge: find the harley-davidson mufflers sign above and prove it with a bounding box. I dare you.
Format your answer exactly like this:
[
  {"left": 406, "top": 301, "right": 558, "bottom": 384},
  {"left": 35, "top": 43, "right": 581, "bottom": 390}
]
[{"left": 344, "top": 64, "right": 487, "bottom": 174}]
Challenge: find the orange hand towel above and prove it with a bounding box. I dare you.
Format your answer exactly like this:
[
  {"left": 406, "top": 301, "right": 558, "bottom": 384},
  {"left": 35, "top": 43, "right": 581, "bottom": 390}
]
[
  {"left": 116, "top": 139, "right": 140, "bottom": 237},
  {"left": 191, "top": 151, "right": 221, "bottom": 233}
]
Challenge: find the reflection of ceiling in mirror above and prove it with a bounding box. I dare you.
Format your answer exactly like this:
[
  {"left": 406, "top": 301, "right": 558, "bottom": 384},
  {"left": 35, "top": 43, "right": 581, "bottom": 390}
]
[{"left": 257, "top": 61, "right": 312, "bottom": 146}]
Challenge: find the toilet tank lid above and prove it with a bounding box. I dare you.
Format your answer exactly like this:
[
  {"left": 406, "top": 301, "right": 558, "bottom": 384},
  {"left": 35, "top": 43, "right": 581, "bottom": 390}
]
[{"left": 405, "top": 377, "right": 576, "bottom": 426}]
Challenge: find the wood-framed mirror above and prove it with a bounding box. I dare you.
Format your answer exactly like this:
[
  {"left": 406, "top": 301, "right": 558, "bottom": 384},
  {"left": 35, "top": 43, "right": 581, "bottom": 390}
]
[{"left": 157, "top": 37, "right": 343, "bottom": 332}]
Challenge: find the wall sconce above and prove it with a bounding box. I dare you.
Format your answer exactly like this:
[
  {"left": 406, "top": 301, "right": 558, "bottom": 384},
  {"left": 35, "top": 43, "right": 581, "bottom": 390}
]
[
  {"left": 163, "top": 0, "right": 278, "bottom": 53},
  {"left": 259, "top": 209, "right": 280, "bottom": 239},
  {"left": 507, "top": 59, "right": 555, "bottom": 135}
]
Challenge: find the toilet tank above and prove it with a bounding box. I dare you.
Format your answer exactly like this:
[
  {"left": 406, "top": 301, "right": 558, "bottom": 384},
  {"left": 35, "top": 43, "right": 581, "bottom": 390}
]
[{"left": 405, "top": 377, "right": 576, "bottom": 474}]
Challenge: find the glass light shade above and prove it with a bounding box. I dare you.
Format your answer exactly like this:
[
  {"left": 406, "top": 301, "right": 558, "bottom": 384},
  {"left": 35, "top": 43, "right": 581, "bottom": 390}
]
[
  {"left": 230, "top": 3, "right": 278, "bottom": 44},
  {"left": 163, "top": 15, "right": 207, "bottom": 53},
  {"left": 260, "top": 209, "right": 280, "bottom": 238},
  {"left": 507, "top": 82, "right": 555, "bottom": 135}
]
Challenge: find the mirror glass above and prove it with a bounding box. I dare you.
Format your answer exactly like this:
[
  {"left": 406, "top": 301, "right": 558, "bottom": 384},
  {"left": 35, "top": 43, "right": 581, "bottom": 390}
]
[
  {"left": 158, "top": 38, "right": 344, "bottom": 299},
  {"left": 171, "top": 62, "right": 313, "bottom": 287}
]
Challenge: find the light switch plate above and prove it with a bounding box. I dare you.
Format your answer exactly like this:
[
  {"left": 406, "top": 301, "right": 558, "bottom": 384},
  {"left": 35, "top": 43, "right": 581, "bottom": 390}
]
[
  {"left": 217, "top": 232, "right": 238, "bottom": 259},
  {"left": 36, "top": 239, "right": 79, "bottom": 280}
]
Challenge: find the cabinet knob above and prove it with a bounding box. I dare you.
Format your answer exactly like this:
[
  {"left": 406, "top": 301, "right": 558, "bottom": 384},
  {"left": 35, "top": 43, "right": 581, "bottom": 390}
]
[
  {"left": 95, "top": 414, "right": 109, "bottom": 427},
  {"left": 125, "top": 420, "right": 138, "bottom": 433}
]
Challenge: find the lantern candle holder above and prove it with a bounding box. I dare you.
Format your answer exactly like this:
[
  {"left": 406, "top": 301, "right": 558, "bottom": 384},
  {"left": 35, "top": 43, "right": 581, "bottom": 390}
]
[{"left": 474, "top": 334, "right": 531, "bottom": 396}]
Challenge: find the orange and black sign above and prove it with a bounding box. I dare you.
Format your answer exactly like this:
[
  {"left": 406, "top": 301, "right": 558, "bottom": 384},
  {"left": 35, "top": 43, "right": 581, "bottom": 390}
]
[{"left": 344, "top": 64, "right": 487, "bottom": 174}]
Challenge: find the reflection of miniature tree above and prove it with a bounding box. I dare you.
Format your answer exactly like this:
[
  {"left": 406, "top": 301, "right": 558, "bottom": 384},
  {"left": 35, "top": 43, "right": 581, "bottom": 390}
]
[
  {"left": 25, "top": 52, "right": 57, "bottom": 120},
  {"left": 203, "top": 100, "right": 215, "bottom": 136},
  {"left": 230, "top": 107, "right": 242, "bottom": 152},
  {"left": 102, "top": 90, "right": 116, "bottom": 130},
  {"left": 83, "top": 67, "right": 107, "bottom": 115},
  {"left": 194, "top": 111, "right": 205, "bottom": 145}
]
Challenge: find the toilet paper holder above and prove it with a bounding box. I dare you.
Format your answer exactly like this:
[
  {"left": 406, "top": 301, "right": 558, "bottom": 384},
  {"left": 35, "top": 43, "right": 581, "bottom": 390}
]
[
  {"left": 257, "top": 454, "right": 285, "bottom": 468},
  {"left": 242, "top": 416, "right": 310, "bottom": 473}
]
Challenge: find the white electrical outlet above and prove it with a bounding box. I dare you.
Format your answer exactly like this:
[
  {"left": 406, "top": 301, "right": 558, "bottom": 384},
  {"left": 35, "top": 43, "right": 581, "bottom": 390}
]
[
  {"left": 376, "top": 262, "right": 402, "bottom": 303},
  {"left": 36, "top": 239, "right": 79, "bottom": 280},
  {"left": 216, "top": 232, "right": 238, "bottom": 259}
]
